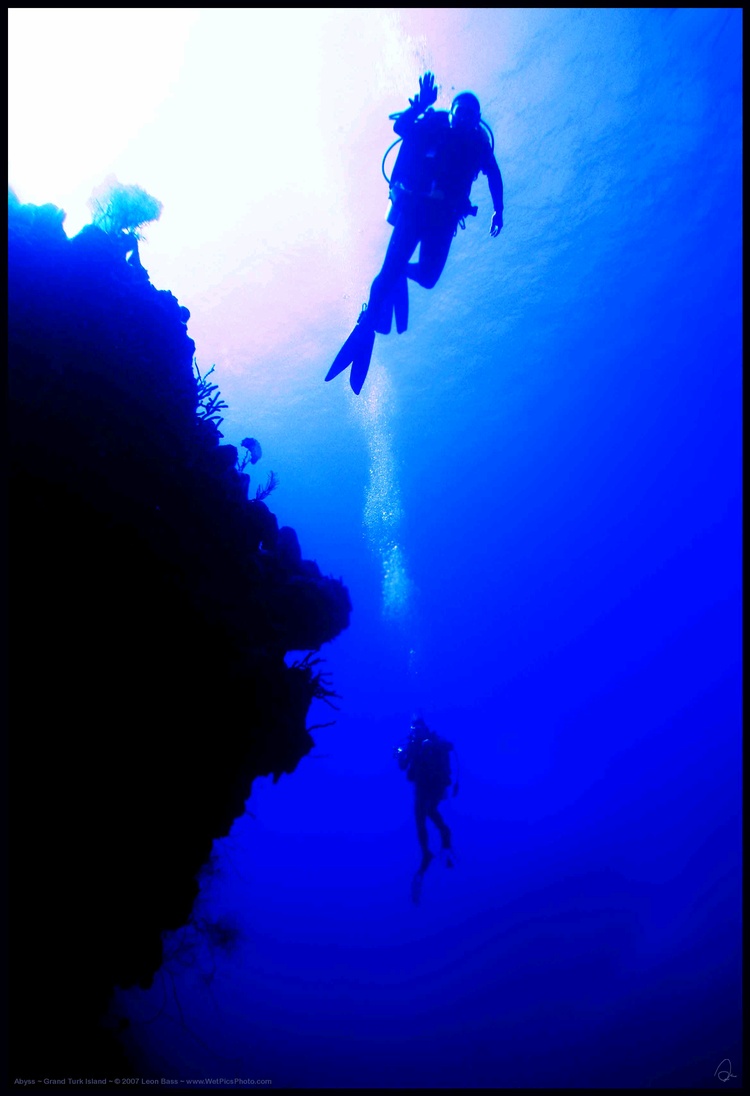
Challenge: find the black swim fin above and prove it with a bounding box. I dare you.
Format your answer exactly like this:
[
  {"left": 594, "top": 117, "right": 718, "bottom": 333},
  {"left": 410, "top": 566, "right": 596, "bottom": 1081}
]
[
  {"left": 325, "top": 307, "right": 376, "bottom": 394},
  {"left": 372, "top": 275, "right": 409, "bottom": 336},
  {"left": 349, "top": 326, "right": 375, "bottom": 394},
  {"left": 372, "top": 295, "right": 393, "bottom": 335},
  {"left": 393, "top": 273, "right": 409, "bottom": 334},
  {"left": 325, "top": 325, "right": 363, "bottom": 383}
]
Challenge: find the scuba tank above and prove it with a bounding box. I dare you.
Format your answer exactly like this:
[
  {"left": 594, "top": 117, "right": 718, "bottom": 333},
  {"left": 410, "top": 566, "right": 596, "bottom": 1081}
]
[
  {"left": 381, "top": 115, "right": 495, "bottom": 225},
  {"left": 382, "top": 106, "right": 437, "bottom": 224}
]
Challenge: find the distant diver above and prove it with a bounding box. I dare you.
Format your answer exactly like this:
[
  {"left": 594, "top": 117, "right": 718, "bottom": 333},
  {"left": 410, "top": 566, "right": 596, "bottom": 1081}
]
[
  {"left": 326, "top": 71, "right": 504, "bottom": 394},
  {"left": 394, "top": 715, "right": 459, "bottom": 904}
]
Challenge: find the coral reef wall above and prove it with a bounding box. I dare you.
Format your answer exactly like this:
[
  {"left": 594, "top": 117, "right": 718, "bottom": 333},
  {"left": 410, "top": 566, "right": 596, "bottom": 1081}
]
[{"left": 8, "top": 195, "right": 351, "bottom": 1077}]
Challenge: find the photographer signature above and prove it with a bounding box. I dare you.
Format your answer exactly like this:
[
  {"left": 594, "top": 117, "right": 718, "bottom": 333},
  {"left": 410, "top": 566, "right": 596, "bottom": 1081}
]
[{"left": 714, "top": 1059, "right": 737, "bottom": 1083}]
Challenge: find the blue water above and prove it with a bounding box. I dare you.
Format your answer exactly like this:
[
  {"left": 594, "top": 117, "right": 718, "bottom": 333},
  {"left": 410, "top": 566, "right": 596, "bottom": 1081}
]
[{"left": 110, "top": 9, "right": 740, "bottom": 1088}]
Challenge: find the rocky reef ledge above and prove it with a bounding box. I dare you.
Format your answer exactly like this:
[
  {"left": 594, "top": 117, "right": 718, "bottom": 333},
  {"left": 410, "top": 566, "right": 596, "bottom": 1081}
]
[{"left": 8, "top": 194, "right": 351, "bottom": 1078}]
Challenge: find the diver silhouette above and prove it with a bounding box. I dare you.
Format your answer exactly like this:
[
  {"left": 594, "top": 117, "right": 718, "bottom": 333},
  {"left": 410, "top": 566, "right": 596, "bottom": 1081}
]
[
  {"left": 326, "top": 72, "right": 504, "bottom": 394},
  {"left": 394, "top": 716, "right": 459, "bottom": 903}
]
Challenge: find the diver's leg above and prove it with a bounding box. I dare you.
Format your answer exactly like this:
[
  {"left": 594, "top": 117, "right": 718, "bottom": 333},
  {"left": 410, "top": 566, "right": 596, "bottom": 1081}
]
[
  {"left": 368, "top": 213, "right": 420, "bottom": 333},
  {"left": 328, "top": 215, "right": 417, "bottom": 389},
  {"left": 426, "top": 802, "right": 452, "bottom": 850},
  {"left": 392, "top": 269, "right": 409, "bottom": 334},
  {"left": 426, "top": 800, "right": 454, "bottom": 868},
  {"left": 414, "top": 790, "right": 434, "bottom": 871},
  {"left": 406, "top": 217, "right": 455, "bottom": 290}
]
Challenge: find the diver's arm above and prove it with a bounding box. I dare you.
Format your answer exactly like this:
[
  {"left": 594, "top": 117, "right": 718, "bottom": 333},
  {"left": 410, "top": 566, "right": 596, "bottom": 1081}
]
[
  {"left": 394, "top": 741, "right": 411, "bottom": 771},
  {"left": 392, "top": 104, "right": 423, "bottom": 137},
  {"left": 391, "top": 71, "right": 438, "bottom": 135},
  {"left": 483, "top": 152, "right": 504, "bottom": 237}
]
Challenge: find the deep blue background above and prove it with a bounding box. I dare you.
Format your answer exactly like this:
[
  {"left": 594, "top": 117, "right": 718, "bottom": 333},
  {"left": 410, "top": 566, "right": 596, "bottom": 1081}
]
[{"left": 109, "top": 8, "right": 741, "bottom": 1089}]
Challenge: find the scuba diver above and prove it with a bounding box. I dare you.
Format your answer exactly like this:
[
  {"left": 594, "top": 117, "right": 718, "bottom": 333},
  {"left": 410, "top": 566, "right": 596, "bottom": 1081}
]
[
  {"left": 326, "top": 71, "right": 504, "bottom": 394},
  {"left": 394, "top": 715, "right": 459, "bottom": 904}
]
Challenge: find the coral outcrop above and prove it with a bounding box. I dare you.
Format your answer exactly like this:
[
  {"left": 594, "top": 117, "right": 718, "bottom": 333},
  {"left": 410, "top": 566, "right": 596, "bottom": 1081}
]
[{"left": 8, "top": 193, "right": 351, "bottom": 1077}]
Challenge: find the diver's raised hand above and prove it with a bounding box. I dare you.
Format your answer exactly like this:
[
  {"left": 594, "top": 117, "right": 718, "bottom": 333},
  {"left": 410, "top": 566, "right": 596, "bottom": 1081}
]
[
  {"left": 410, "top": 71, "right": 438, "bottom": 110},
  {"left": 419, "top": 71, "right": 438, "bottom": 107},
  {"left": 490, "top": 210, "right": 503, "bottom": 238}
]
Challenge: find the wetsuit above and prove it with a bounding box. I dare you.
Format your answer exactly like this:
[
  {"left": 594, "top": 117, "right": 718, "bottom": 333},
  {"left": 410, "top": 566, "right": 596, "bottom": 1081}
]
[
  {"left": 368, "top": 107, "right": 504, "bottom": 330},
  {"left": 398, "top": 729, "right": 454, "bottom": 868},
  {"left": 325, "top": 98, "right": 504, "bottom": 393}
]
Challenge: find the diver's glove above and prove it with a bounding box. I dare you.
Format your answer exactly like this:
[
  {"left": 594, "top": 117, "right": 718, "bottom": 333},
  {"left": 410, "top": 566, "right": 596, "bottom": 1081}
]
[{"left": 409, "top": 71, "right": 438, "bottom": 111}]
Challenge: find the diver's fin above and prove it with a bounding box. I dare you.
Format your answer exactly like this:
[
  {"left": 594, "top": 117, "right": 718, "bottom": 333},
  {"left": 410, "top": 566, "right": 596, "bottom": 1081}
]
[
  {"left": 372, "top": 277, "right": 408, "bottom": 335},
  {"left": 441, "top": 847, "right": 456, "bottom": 869},
  {"left": 325, "top": 307, "right": 373, "bottom": 384},
  {"left": 394, "top": 273, "right": 409, "bottom": 334},
  {"left": 349, "top": 326, "right": 376, "bottom": 394},
  {"left": 411, "top": 849, "right": 436, "bottom": 905},
  {"left": 325, "top": 326, "right": 361, "bottom": 382},
  {"left": 372, "top": 296, "right": 393, "bottom": 335}
]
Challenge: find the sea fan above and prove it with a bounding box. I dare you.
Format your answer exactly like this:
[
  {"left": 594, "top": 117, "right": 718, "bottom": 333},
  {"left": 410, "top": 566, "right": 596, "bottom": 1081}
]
[
  {"left": 237, "top": 436, "right": 262, "bottom": 473},
  {"left": 87, "top": 175, "right": 163, "bottom": 240},
  {"left": 255, "top": 471, "right": 278, "bottom": 501},
  {"left": 241, "top": 437, "right": 262, "bottom": 464}
]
